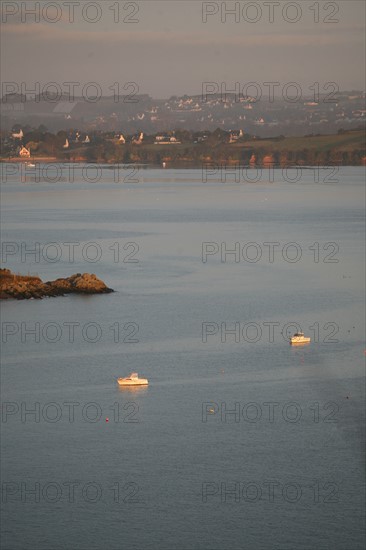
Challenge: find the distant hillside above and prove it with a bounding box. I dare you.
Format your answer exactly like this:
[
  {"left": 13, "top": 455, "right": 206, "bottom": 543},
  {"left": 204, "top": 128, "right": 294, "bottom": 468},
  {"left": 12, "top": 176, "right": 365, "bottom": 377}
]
[
  {"left": 1, "top": 90, "right": 365, "bottom": 137},
  {"left": 1, "top": 128, "right": 365, "bottom": 166}
]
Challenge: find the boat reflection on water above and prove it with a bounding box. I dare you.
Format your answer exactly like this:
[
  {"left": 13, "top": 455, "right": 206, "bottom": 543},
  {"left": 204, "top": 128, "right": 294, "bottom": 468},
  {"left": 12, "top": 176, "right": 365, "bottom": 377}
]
[{"left": 117, "top": 384, "right": 148, "bottom": 394}]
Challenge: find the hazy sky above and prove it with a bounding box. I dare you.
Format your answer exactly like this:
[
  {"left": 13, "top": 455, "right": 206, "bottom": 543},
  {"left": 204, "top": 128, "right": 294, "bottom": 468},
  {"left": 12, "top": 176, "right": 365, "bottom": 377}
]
[{"left": 1, "top": 0, "right": 365, "bottom": 98}]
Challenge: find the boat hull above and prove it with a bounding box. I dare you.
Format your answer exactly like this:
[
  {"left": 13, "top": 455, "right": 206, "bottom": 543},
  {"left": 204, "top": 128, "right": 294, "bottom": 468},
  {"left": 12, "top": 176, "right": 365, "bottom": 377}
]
[
  {"left": 117, "top": 378, "right": 148, "bottom": 386},
  {"left": 290, "top": 338, "right": 311, "bottom": 345}
]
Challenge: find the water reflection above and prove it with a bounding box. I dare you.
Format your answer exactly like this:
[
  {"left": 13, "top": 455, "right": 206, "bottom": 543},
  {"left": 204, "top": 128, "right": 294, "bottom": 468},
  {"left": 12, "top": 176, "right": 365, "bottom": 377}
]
[{"left": 117, "top": 385, "right": 149, "bottom": 395}]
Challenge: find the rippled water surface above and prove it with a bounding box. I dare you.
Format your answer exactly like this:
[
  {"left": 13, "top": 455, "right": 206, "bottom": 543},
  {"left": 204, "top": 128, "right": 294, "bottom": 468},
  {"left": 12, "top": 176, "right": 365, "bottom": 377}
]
[{"left": 1, "top": 166, "right": 365, "bottom": 549}]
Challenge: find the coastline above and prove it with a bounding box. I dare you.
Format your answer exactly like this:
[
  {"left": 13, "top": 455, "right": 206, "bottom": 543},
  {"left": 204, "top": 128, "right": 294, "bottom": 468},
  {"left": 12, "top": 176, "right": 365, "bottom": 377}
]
[
  {"left": 0, "top": 128, "right": 366, "bottom": 169},
  {"left": 0, "top": 269, "right": 114, "bottom": 300},
  {"left": 1, "top": 129, "right": 365, "bottom": 167},
  {"left": 1, "top": 158, "right": 365, "bottom": 168}
]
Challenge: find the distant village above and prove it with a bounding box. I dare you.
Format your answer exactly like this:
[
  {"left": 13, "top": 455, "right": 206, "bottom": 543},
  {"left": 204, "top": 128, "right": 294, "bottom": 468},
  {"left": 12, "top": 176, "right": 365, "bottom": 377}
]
[
  {"left": 1, "top": 123, "right": 365, "bottom": 167},
  {"left": 1, "top": 90, "right": 365, "bottom": 139},
  {"left": 1, "top": 88, "right": 365, "bottom": 166},
  {"left": 2, "top": 125, "right": 250, "bottom": 160}
]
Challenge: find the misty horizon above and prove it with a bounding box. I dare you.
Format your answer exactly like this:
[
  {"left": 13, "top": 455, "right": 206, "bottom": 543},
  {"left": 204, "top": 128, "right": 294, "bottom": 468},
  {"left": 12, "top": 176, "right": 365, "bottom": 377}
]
[
  {"left": 1, "top": 1, "right": 365, "bottom": 98},
  {"left": 2, "top": 85, "right": 366, "bottom": 102}
]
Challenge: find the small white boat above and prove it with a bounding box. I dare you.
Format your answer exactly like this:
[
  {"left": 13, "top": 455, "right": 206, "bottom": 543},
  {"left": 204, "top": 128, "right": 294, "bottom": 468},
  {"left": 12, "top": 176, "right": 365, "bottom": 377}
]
[
  {"left": 290, "top": 332, "right": 311, "bottom": 345},
  {"left": 117, "top": 372, "right": 148, "bottom": 386},
  {"left": 26, "top": 163, "right": 36, "bottom": 168}
]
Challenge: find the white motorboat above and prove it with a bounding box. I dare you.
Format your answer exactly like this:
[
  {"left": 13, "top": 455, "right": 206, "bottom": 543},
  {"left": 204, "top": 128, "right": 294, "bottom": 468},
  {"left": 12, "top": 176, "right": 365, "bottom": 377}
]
[
  {"left": 290, "top": 332, "right": 311, "bottom": 345},
  {"left": 117, "top": 372, "right": 149, "bottom": 386}
]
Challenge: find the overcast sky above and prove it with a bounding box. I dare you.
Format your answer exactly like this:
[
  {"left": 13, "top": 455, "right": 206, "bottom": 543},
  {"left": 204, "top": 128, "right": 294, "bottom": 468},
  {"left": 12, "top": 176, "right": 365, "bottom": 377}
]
[{"left": 1, "top": 0, "right": 365, "bottom": 98}]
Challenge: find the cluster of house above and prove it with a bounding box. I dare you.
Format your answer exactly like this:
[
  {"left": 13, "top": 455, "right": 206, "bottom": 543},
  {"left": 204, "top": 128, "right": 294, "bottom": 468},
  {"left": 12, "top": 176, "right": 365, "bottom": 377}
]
[
  {"left": 111, "top": 132, "right": 181, "bottom": 145},
  {"left": 63, "top": 131, "right": 91, "bottom": 148},
  {"left": 9, "top": 127, "right": 93, "bottom": 156},
  {"left": 10, "top": 128, "right": 31, "bottom": 157},
  {"left": 127, "top": 130, "right": 244, "bottom": 145},
  {"left": 112, "top": 132, "right": 144, "bottom": 144},
  {"left": 3, "top": 91, "right": 365, "bottom": 140},
  {"left": 8, "top": 126, "right": 247, "bottom": 157},
  {"left": 154, "top": 135, "right": 181, "bottom": 144}
]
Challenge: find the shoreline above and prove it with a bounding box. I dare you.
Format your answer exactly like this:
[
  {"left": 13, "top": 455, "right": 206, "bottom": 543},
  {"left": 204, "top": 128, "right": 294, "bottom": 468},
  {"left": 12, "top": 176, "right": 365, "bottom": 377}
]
[
  {"left": 0, "top": 269, "right": 114, "bottom": 300},
  {"left": 1, "top": 128, "right": 364, "bottom": 167},
  {"left": 1, "top": 158, "right": 365, "bottom": 168}
]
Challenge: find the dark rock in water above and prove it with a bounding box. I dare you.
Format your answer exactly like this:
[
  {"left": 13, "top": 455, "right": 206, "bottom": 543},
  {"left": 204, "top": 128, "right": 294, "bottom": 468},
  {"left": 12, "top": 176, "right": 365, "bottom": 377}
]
[{"left": 0, "top": 269, "right": 114, "bottom": 300}]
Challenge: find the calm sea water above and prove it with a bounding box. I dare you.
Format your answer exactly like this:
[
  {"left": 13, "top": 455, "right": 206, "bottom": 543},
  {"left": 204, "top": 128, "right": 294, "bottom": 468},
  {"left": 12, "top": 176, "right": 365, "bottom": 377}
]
[{"left": 1, "top": 166, "right": 365, "bottom": 550}]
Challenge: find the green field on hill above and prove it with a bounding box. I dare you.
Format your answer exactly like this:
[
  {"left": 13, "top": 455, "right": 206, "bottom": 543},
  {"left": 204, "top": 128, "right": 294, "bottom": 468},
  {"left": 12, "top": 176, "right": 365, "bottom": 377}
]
[{"left": 240, "top": 130, "right": 365, "bottom": 153}]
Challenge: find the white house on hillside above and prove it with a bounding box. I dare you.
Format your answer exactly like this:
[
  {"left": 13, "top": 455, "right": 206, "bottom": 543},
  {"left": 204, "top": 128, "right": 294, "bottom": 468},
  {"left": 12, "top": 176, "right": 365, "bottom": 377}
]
[
  {"left": 19, "top": 146, "right": 30, "bottom": 158},
  {"left": 132, "top": 132, "right": 144, "bottom": 145},
  {"left": 229, "top": 129, "right": 243, "bottom": 143},
  {"left": 12, "top": 129, "right": 24, "bottom": 139}
]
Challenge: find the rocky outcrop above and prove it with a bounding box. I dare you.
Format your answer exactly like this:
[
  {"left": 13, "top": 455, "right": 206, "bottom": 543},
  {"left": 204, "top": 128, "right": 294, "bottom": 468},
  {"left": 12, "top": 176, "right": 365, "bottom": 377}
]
[{"left": 0, "top": 269, "right": 114, "bottom": 300}]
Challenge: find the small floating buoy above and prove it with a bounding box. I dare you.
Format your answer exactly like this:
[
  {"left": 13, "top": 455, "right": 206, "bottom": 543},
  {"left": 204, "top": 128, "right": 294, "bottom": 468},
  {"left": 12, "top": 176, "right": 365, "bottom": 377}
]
[{"left": 105, "top": 418, "right": 109, "bottom": 422}]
